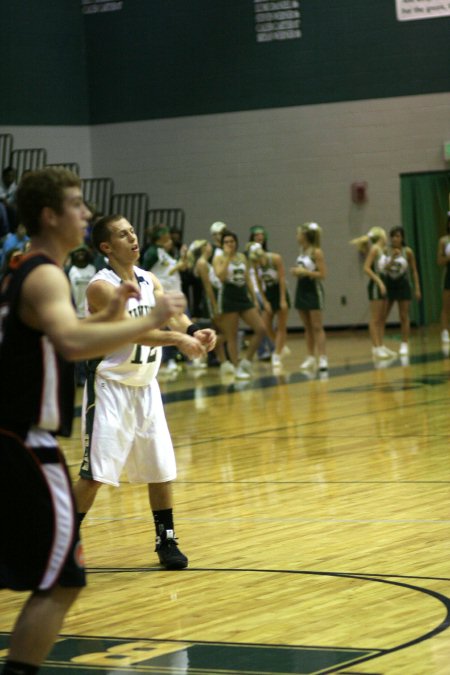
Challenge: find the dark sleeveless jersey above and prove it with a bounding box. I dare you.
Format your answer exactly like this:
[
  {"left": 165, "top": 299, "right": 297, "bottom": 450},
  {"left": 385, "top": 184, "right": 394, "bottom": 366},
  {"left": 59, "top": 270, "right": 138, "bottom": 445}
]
[{"left": 0, "top": 253, "right": 75, "bottom": 439}]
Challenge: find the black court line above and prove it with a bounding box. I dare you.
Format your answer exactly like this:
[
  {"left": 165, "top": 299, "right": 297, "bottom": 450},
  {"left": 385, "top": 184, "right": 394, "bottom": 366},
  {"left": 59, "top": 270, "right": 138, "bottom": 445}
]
[
  {"left": 7, "top": 567, "right": 446, "bottom": 674},
  {"left": 85, "top": 565, "right": 450, "bottom": 583},
  {"left": 73, "top": 350, "right": 450, "bottom": 417},
  {"left": 160, "top": 352, "right": 450, "bottom": 404}
]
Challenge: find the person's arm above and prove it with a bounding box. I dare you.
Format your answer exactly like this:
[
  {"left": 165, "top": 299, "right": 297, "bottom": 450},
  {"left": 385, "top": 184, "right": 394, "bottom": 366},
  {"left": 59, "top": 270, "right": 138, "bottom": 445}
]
[
  {"left": 437, "top": 237, "right": 449, "bottom": 266},
  {"left": 145, "top": 272, "right": 216, "bottom": 351},
  {"left": 407, "top": 247, "right": 422, "bottom": 300},
  {"left": 20, "top": 264, "right": 185, "bottom": 361},
  {"left": 244, "top": 260, "right": 258, "bottom": 307},
  {"left": 252, "top": 264, "right": 270, "bottom": 313},
  {"left": 310, "top": 249, "right": 326, "bottom": 280},
  {"left": 273, "top": 253, "right": 288, "bottom": 309},
  {"left": 213, "top": 253, "right": 229, "bottom": 282},
  {"left": 363, "top": 245, "right": 386, "bottom": 296},
  {"left": 87, "top": 273, "right": 209, "bottom": 359},
  {"left": 196, "top": 259, "right": 219, "bottom": 317}
]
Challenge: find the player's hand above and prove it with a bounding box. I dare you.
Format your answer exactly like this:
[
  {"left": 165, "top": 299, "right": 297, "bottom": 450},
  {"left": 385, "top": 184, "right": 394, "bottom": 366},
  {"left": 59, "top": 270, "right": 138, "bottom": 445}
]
[
  {"left": 105, "top": 281, "right": 141, "bottom": 321},
  {"left": 152, "top": 292, "right": 186, "bottom": 326},
  {"left": 177, "top": 334, "right": 207, "bottom": 359},
  {"left": 191, "top": 328, "right": 217, "bottom": 352}
]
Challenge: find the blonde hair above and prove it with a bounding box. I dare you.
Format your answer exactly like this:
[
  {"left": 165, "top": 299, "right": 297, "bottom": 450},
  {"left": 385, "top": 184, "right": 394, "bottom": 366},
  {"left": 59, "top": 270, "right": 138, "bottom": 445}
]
[
  {"left": 187, "top": 239, "right": 208, "bottom": 267},
  {"left": 298, "top": 222, "right": 322, "bottom": 247},
  {"left": 350, "top": 227, "right": 386, "bottom": 254}
]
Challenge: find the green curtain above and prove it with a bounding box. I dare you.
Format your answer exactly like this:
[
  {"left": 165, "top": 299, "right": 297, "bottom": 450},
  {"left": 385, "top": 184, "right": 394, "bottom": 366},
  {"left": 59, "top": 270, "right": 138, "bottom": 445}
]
[{"left": 400, "top": 171, "right": 450, "bottom": 326}]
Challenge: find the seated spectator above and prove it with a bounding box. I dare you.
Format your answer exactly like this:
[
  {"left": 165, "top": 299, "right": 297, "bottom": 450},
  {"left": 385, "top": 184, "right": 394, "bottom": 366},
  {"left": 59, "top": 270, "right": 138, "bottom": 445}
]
[
  {"left": 0, "top": 166, "right": 18, "bottom": 232},
  {"left": 142, "top": 224, "right": 189, "bottom": 373},
  {"left": 66, "top": 245, "right": 97, "bottom": 385},
  {"left": 1, "top": 222, "right": 30, "bottom": 268},
  {"left": 0, "top": 202, "right": 9, "bottom": 239}
]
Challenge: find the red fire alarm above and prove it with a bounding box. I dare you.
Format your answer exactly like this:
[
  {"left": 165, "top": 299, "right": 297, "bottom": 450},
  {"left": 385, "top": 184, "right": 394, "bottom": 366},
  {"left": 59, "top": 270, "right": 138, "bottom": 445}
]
[{"left": 351, "top": 181, "right": 368, "bottom": 204}]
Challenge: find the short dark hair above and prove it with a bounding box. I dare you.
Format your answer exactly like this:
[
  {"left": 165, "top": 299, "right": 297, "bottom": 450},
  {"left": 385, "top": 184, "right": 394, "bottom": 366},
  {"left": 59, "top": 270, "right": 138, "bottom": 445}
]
[
  {"left": 221, "top": 229, "right": 238, "bottom": 247},
  {"left": 91, "top": 214, "right": 123, "bottom": 253},
  {"left": 17, "top": 167, "right": 81, "bottom": 236},
  {"left": 389, "top": 226, "right": 405, "bottom": 245}
]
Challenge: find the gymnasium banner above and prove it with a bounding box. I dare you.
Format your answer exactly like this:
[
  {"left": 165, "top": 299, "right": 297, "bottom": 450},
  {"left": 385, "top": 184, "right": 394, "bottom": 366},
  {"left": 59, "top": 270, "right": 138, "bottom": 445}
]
[
  {"left": 82, "top": 0, "right": 123, "bottom": 14},
  {"left": 253, "top": 0, "right": 301, "bottom": 43},
  {"left": 396, "top": 0, "right": 450, "bottom": 21}
]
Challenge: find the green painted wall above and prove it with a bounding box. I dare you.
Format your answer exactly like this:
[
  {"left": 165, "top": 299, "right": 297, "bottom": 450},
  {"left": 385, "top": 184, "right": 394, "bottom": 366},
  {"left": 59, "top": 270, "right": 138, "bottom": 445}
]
[
  {"left": 1, "top": 0, "right": 449, "bottom": 125},
  {"left": 1, "top": 1, "right": 89, "bottom": 125},
  {"left": 84, "top": 0, "right": 450, "bottom": 123}
]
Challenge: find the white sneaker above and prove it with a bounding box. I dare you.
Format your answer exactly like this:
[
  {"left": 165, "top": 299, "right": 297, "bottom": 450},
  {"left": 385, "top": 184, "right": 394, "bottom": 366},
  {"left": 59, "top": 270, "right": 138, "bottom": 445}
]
[
  {"left": 442, "top": 330, "right": 450, "bottom": 343},
  {"left": 191, "top": 357, "right": 207, "bottom": 369},
  {"left": 165, "top": 359, "right": 179, "bottom": 372},
  {"left": 235, "top": 366, "right": 251, "bottom": 380},
  {"left": 399, "top": 342, "right": 409, "bottom": 356},
  {"left": 300, "top": 356, "right": 317, "bottom": 370},
  {"left": 318, "top": 356, "right": 328, "bottom": 371},
  {"left": 372, "top": 346, "right": 391, "bottom": 360},
  {"left": 281, "top": 345, "right": 291, "bottom": 357},
  {"left": 271, "top": 353, "right": 282, "bottom": 368},
  {"left": 220, "top": 360, "right": 235, "bottom": 376},
  {"left": 383, "top": 346, "right": 397, "bottom": 357},
  {"left": 239, "top": 358, "right": 253, "bottom": 374}
]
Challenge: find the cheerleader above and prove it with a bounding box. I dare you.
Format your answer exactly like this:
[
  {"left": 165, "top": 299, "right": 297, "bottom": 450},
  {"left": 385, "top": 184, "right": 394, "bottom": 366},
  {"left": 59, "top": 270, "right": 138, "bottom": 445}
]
[
  {"left": 247, "top": 242, "right": 290, "bottom": 368},
  {"left": 356, "top": 227, "right": 395, "bottom": 359},
  {"left": 384, "top": 227, "right": 421, "bottom": 356},
  {"left": 291, "top": 222, "right": 327, "bottom": 372},
  {"left": 213, "top": 230, "right": 266, "bottom": 379},
  {"left": 188, "top": 239, "right": 227, "bottom": 368},
  {"left": 437, "top": 212, "right": 450, "bottom": 345}
]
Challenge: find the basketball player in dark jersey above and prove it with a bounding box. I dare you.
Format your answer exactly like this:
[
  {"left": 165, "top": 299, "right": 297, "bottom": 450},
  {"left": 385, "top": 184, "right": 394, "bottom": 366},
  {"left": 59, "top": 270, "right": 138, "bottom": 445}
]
[{"left": 0, "top": 168, "right": 185, "bottom": 675}]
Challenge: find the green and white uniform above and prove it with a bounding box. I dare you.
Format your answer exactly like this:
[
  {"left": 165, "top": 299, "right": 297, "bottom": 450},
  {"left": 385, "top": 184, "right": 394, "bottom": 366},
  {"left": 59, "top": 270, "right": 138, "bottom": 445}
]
[
  {"left": 367, "top": 248, "right": 388, "bottom": 301},
  {"left": 294, "top": 248, "right": 323, "bottom": 311},
  {"left": 259, "top": 253, "right": 290, "bottom": 312},
  {"left": 217, "top": 253, "right": 254, "bottom": 314},
  {"left": 384, "top": 246, "right": 412, "bottom": 301},
  {"left": 442, "top": 237, "right": 450, "bottom": 290}
]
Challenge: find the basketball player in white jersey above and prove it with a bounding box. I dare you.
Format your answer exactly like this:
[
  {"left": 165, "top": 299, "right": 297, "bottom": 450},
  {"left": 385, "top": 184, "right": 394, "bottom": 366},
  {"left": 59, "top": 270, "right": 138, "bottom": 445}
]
[{"left": 72, "top": 215, "right": 216, "bottom": 570}]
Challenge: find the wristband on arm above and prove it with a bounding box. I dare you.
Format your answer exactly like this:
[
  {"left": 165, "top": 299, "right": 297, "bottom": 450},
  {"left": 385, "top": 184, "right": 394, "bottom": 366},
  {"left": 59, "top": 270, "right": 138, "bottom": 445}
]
[{"left": 186, "top": 323, "right": 201, "bottom": 337}]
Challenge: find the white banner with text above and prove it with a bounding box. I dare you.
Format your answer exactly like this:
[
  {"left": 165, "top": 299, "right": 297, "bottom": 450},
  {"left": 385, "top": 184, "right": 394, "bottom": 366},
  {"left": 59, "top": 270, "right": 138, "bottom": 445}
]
[{"left": 396, "top": 0, "right": 450, "bottom": 21}]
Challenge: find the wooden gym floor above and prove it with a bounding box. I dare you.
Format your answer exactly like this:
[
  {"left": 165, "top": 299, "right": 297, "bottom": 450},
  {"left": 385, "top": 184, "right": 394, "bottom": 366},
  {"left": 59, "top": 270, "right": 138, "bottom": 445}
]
[{"left": 2, "top": 326, "right": 450, "bottom": 674}]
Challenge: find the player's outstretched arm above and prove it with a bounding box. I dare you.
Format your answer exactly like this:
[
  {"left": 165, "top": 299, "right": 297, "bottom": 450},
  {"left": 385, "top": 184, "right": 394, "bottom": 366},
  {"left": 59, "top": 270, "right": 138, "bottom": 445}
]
[{"left": 20, "top": 264, "right": 185, "bottom": 361}]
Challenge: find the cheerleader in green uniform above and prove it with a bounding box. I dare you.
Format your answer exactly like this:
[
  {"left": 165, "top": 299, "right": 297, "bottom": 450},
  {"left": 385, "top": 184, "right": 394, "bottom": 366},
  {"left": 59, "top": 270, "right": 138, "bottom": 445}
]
[
  {"left": 247, "top": 242, "right": 290, "bottom": 368},
  {"left": 213, "top": 230, "right": 265, "bottom": 379},
  {"left": 437, "top": 213, "right": 450, "bottom": 346},
  {"left": 188, "top": 239, "right": 227, "bottom": 368},
  {"left": 291, "top": 222, "right": 328, "bottom": 372},
  {"left": 360, "top": 226, "right": 396, "bottom": 360},
  {"left": 384, "top": 227, "right": 421, "bottom": 357}
]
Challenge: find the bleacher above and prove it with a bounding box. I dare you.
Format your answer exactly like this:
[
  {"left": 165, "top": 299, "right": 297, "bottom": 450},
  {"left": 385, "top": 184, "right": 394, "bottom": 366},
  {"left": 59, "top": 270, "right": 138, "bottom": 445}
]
[{"left": 0, "top": 134, "right": 185, "bottom": 245}]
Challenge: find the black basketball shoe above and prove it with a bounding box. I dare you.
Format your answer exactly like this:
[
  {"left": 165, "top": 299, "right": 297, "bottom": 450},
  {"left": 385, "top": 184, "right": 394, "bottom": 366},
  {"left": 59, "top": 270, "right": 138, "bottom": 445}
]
[{"left": 155, "top": 529, "right": 188, "bottom": 570}]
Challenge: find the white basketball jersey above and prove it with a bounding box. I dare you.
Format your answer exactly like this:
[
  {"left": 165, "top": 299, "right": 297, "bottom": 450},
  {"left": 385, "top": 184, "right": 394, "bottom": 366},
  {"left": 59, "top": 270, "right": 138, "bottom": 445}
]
[{"left": 88, "top": 266, "right": 162, "bottom": 386}]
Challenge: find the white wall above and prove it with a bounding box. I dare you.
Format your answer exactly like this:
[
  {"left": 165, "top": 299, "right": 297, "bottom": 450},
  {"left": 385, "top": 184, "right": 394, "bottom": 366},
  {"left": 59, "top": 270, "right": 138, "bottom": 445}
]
[
  {"left": 90, "top": 92, "right": 450, "bottom": 327},
  {"left": 1, "top": 126, "right": 93, "bottom": 178},
  {"left": 5, "top": 92, "right": 450, "bottom": 327}
]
